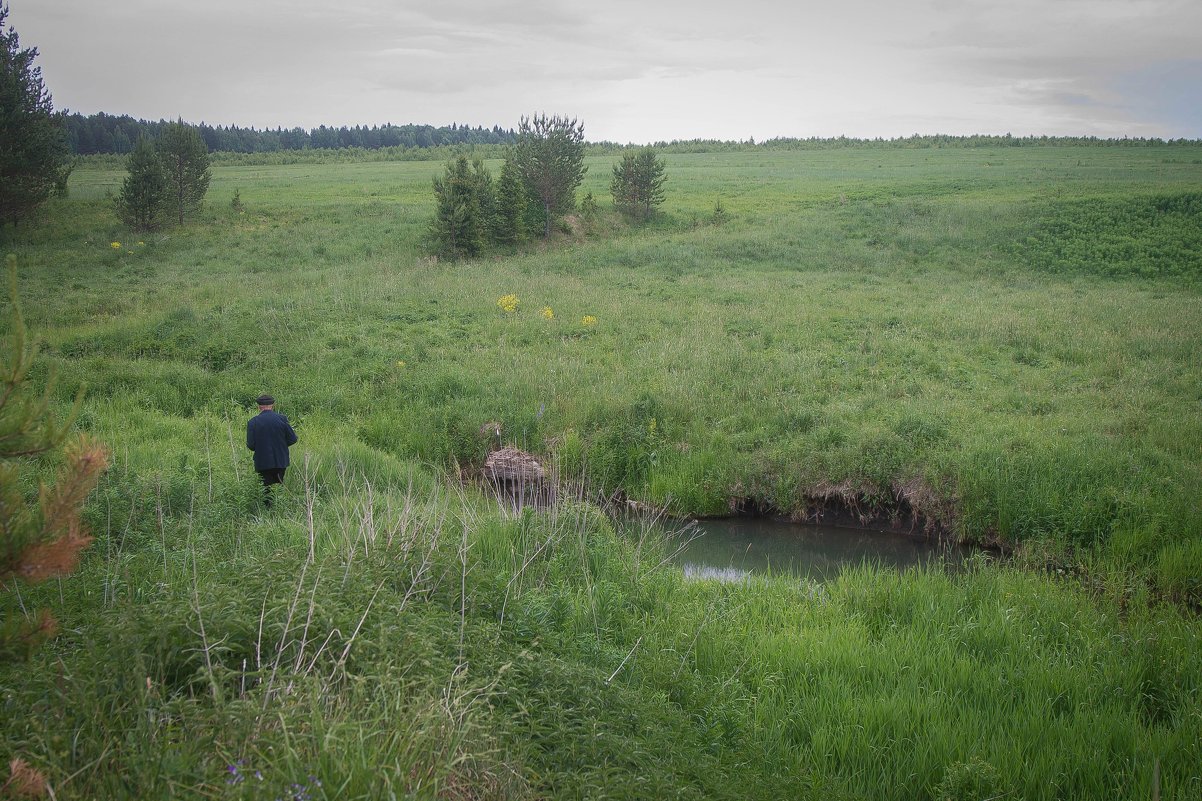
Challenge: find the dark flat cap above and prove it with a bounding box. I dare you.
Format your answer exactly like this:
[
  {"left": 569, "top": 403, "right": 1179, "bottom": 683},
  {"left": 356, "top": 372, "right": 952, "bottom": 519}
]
[{"left": 256, "top": 394, "right": 275, "bottom": 405}]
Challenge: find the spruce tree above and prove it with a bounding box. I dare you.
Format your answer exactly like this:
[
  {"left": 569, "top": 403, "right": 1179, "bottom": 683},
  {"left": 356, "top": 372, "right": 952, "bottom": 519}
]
[
  {"left": 158, "top": 120, "right": 211, "bottom": 225},
  {"left": 493, "top": 157, "right": 530, "bottom": 245},
  {"left": 115, "top": 135, "right": 167, "bottom": 231},
  {"left": 0, "top": 3, "right": 72, "bottom": 230},
  {"left": 429, "top": 155, "right": 486, "bottom": 260},
  {"left": 470, "top": 157, "right": 497, "bottom": 242}
]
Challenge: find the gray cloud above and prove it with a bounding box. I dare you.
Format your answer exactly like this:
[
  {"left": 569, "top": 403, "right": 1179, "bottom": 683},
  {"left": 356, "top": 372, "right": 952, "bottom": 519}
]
[
  {"left": 1111, "top": 59, "right": 1202, "bottom": 134},
  {"left": 10, "top": 0, "right": 1201, "bottom": 141}
]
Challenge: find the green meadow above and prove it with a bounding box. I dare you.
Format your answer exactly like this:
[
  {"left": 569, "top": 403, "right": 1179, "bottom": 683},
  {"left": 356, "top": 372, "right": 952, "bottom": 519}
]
[{"left": 2, "top": 144, "right": 1201, "bottom": 799}]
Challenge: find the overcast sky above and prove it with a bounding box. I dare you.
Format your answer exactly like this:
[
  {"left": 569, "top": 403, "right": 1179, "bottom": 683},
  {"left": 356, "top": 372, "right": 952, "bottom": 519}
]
[{"left": 11, "top": 0, "right": 1202, "bottom": 142}]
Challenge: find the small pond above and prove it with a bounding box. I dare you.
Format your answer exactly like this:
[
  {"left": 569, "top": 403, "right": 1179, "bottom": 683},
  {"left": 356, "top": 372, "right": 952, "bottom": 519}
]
[{"left": 667, "top": 517, "right": 969, "bottom": 582}]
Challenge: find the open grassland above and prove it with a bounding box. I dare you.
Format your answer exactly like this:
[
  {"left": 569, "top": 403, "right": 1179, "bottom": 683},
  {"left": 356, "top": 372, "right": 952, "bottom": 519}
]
[
  {"left": 2, "top": 145, "right": 1201, "bottom": 798},
  {"left": 15, "top": 147, "right": 1202, "bottom": 586}
]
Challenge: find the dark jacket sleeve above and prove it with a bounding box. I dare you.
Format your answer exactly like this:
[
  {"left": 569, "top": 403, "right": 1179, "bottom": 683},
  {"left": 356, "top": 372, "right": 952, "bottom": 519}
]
[
  {"left": 284, "top": 418, "right": 298, "bottom": 446},
  {"left": 247, "top": 420, "right": 255, "bottom": 450}
]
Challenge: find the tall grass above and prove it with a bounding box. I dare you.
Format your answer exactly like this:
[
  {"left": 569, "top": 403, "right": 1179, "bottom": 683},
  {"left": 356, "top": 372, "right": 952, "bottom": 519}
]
[{"left": 6, "top": 465, "right": 1198, "bottom": 798}]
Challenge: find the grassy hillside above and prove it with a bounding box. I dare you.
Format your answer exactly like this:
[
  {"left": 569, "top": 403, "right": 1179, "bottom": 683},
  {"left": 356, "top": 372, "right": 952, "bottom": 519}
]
[{"left": 2, "top": 144, "right": 1200, "bottom": 798}]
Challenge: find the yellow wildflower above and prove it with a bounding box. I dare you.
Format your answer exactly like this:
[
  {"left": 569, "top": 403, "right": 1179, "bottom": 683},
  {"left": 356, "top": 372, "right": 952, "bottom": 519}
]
[
  {"left": 137, "top": 241, "right": 145, "bottom": 246},
  {"left": 582, "top": 315, "right": 598, "bottom": 327},
  {"left": 396, "top": 360, "right": 406, "bottom": 368},
  {"left": 110, "top": 241, "right": 121, "bottom": 249},
  {"left": 497, "top": 294, "right": 519, "bottom": 313},
  {"left": 540, "top": 306, "right": 554, "bottom": 320}
]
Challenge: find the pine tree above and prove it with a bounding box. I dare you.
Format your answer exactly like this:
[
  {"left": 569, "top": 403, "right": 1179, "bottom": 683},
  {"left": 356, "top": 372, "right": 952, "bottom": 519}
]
[
  {"left": 0, "top": 256, "right": 108, "bottom": 663},
  {"left": 115, "top": 135, "right": 167, "bottom": 231},
  {"left": 0, "top": 3, "right": 72, "bottom": 230},
  {"left": 158, "top": 120, "right": 211, "bottom": 225},
  {"left": 611, "top": 147, "right": 667, "bottom": 221},
  {"left": 610, "top": 154, "right": 637, "bottom": 216},
  {"left": 512, "top": 114, "right": 586, "bottom": 237}
]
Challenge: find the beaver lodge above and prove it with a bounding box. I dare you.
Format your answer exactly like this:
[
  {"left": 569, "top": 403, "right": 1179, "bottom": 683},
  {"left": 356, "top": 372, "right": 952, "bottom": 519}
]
[
  {"left": 482, "top": 447, "right": 553, "bottom": 509},
  {"left": 484, "top": 447, "right": 545, "bottom": 484}
]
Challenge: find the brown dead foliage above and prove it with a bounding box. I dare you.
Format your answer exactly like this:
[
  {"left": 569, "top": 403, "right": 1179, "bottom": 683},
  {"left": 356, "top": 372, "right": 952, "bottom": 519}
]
[
  {"left": 38, "top": 439, "right": 109, "bottom": 543},
  {"left": 15, "top": 531, "right": 94, "bottom": 583},
  {"left": 805, "top": 479, "right": 880, "bottom": 525},
  {"left": 891, "top": 476, "right": 959, "bottom": 534},
  {"left": 13, "top": 439, "right": 109, "bottom": 583},
  {"left": 2, "top": 758, "right": 48, "bottom": 799},
  {"left": 757, "top": 475, "right": 962, "bottom": 537}
]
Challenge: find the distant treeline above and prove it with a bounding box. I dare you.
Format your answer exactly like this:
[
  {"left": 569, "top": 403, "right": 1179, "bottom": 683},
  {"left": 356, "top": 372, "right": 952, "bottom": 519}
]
[
  {"left": 75, "top": 144, "right": 519, "bottom": 170},
  {"left": 62, "top": 112, "right": 516, "bottom": 155},
  {"left": 63, "top": 112, "right": 1201, "bottom": 166},
  {"left": 644, "top": 134, "right": 1202, "bottom": 152}
]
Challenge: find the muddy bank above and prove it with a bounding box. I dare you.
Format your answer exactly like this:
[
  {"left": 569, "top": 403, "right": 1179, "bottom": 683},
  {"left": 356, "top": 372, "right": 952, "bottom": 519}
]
[
  {"left": 725, "top": 477, "right": 963, "bottom": 543},
  {"left": 462, "top": 442, "right": 978, "bottom": 547}
]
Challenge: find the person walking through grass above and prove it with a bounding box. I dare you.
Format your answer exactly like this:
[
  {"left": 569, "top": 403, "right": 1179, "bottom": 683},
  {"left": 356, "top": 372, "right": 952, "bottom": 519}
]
[{"left": 246, "top": 394, "right": 297, "bottom": 508}]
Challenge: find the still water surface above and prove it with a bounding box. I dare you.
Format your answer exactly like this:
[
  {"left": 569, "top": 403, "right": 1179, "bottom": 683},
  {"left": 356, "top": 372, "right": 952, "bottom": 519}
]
[{"left": 671, "top": 517, "right": 967, "bottom": 582}]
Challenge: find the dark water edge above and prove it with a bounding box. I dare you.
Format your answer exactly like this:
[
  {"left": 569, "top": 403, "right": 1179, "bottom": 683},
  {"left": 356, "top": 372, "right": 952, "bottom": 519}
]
[{"left": 663, "top": 517, "right": 971, "bottom": 583}]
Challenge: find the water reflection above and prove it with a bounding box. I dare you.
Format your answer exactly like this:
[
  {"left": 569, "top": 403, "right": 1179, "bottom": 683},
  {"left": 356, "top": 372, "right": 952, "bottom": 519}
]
[
  {"left": 680, "top": 564, "right": 753, "bottom": 582},
  {"left": 671, "top": 517, "right": 966, "bottom": 583}
]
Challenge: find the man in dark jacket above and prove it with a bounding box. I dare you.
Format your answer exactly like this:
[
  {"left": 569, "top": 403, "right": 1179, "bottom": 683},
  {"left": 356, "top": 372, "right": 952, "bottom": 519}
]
[{"left": 246, "top": 394, "right": 298, "bottom": 507}]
